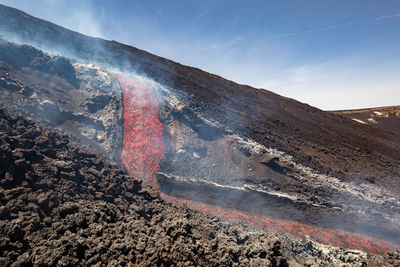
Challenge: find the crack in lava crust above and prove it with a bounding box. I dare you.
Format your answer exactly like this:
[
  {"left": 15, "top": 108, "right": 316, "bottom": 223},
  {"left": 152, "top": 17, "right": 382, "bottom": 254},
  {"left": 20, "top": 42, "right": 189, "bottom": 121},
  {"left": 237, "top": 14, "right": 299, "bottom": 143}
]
[{"left": 116, "top": 73, "right": 398, "bottom": 255}]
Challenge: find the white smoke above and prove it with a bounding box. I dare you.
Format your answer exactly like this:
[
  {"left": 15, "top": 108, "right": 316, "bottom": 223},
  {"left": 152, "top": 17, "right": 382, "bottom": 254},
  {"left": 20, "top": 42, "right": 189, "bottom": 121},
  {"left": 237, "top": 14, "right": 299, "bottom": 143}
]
[{"left": 0, "top": 0, "right": 104, "bottom": 38}]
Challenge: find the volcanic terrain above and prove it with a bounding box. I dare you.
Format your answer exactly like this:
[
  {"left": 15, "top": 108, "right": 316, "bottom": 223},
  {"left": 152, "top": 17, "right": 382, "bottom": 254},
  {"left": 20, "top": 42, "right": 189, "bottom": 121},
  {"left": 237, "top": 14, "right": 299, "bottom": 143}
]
[
  {"left": 1, "top": 108, "right": 400, "bottom": 266},
  {"left": 332, "top": 106, "right": 400, "bottom": 135},
  {"left": 0, "top": 3, "right": 400, "bottom": 266}
]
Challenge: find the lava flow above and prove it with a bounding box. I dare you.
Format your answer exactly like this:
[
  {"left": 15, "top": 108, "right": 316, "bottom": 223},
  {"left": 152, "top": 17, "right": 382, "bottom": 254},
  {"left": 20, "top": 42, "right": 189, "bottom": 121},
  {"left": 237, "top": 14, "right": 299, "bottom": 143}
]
[
  {"left": 160, "top": 193, "right": 398, "bottom": 255},
  {"left": 116, "top": 74, "right": 164, "bottom": 190},
  {"left": 117, "top": 73, "right": 398, "bottom": 255}
]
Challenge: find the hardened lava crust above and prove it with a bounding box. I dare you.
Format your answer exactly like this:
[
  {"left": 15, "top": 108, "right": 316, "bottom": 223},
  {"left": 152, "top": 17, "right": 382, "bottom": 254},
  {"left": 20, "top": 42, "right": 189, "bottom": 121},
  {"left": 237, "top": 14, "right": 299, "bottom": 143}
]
[{"left": 1, "top": 108, "right": 400, "bottom": 266}]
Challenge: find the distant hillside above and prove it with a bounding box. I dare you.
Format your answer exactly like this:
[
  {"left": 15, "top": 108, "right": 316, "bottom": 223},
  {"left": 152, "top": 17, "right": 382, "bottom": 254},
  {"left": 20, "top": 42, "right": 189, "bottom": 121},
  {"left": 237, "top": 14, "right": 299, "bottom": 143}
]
[{"left": 332, "top": 106, "right": 400, "bottom": 135}]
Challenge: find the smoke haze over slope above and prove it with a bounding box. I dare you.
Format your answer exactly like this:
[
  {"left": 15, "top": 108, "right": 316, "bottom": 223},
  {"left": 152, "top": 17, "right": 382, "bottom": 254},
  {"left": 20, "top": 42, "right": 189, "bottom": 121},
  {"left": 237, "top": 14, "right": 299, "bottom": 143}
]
[{"left": 1, "top": 0, "right": 400, "bottom": 110}]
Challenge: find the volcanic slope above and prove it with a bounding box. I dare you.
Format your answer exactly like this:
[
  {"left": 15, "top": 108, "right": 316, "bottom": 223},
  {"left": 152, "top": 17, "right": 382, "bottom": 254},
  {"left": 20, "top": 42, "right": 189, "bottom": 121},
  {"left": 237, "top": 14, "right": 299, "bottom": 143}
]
[
  {"left": 0, "top": 39, "right": 123, "bottom": 163},
  {"left": 4, "top": 109, "right": 400, "bottom": 266},
  {"left": 332, "top": 106, "right": 400, "bottom": 135},
  {"left": 1, "top": 3, "right": 399, "bottom": 192},
  {"left": 1, "top": 4, "right": 400, "bottom": 255}
]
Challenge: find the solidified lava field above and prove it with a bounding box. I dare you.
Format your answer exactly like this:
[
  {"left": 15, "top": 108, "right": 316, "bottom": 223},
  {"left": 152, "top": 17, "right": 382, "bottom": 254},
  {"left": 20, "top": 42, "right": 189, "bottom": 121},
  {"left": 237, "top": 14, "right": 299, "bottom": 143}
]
[{"left": 117, "top": 74, "right": 399, "bottom": 256}]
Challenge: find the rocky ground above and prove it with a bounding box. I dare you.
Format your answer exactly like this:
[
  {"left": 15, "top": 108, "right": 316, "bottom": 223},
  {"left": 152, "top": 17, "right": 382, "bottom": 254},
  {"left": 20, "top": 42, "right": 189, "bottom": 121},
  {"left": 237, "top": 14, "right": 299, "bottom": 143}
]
[
  {"left": 332, "top": 106, "right": 400, "bottom": 135},
  {"left": 1, "top": 110, "right": 400, "bottom": 266},
  {"left": 0, "top": 40, "right": 123, "bottom": 162}
]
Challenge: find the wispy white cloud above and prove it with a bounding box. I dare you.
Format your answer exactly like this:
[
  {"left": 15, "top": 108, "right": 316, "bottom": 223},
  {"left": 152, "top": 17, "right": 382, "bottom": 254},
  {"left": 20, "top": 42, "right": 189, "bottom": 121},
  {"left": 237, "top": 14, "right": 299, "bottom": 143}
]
[
  {"left": 371, "top": 12, "right": 400, "bottom": 22},
  {"left": 273, "top": 12, "right": 400, "bottom": 39},
  {"left": 202, "top": 36, "right": 243, "bottom": 51}
]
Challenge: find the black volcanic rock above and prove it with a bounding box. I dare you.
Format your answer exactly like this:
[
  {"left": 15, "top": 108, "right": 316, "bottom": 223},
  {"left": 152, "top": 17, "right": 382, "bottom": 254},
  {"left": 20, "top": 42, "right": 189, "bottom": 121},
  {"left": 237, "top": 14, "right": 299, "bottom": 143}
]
[
  {"left": 0, "top": 40, "right": 78, "bottom": 87},
  {"left": 1, "top": 108, "right": 399, "bottom": 266},
  {"left": 0, "top": 40, "right": 123, "bottom": 162},
  {"left": 0, "top": 108, "right": 283, "bottom": 266}
]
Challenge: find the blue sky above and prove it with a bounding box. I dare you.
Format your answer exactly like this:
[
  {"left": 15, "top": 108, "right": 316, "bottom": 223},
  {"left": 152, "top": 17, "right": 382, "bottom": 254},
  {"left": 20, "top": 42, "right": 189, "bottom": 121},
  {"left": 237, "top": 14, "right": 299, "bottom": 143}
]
[{"left": 1, "top": 0, "right": 399, "bottom": 110}]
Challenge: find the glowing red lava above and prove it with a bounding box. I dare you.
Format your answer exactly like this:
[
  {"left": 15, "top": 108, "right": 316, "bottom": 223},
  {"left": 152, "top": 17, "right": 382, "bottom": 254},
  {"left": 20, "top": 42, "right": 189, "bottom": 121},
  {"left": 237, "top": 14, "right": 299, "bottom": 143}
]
[
  {"left": 117, "top": 73, "right": 398, "bottom": 255},
  {"left": 161, "top": 193, "right": 397, "bottom": 255},
  {"left": 116, "top": 74, "right": 164, "bottom": 190}
]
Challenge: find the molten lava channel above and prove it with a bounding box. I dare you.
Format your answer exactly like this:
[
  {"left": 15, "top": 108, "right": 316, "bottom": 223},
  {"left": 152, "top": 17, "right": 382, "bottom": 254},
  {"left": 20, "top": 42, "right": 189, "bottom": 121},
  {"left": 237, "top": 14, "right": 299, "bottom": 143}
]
[
  {"left": 116, "top": 74, "right": 164, "bottom": 190},
  {"left": 116, "top": 73, "right": 398, "bottom": 255}
]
